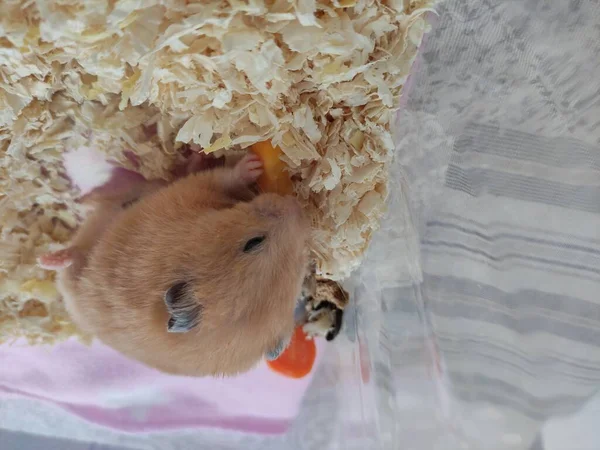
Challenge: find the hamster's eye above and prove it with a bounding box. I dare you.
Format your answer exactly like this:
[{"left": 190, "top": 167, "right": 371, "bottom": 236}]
[{"left": 243, "top": 236, "right": 266, "bottom": 253}]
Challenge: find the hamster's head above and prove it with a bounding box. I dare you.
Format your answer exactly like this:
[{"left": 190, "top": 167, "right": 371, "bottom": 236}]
[{"left": 163, "top": 193, "right": 312, "bottom": 375}]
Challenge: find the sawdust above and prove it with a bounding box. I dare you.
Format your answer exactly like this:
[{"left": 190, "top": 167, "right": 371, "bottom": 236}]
[{"left": 0, "top": 0, "right": 434, "bottom": 344}]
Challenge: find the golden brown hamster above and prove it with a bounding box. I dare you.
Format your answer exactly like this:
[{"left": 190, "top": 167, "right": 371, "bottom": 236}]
[{"left": 39, "top": 153, "right": 311, "bottom": 377}]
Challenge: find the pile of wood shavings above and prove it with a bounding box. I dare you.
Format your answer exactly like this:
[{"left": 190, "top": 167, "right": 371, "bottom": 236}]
[{"left": 0, "top": 0, "right": 434, "bottom": 344}]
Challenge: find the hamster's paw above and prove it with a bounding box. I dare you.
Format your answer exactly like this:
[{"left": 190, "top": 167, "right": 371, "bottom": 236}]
[
  {"left": 186, "top": 151, "right": 225, "bottom": 175},
  {"left": 235, "top": 153, "right": 264, "bottom": 184},
  {"left": 171, "top": 149, "right": 225, "bottom": 179},
  {"left": 38, "top": 248, "right": 74, "bottom": 270}
]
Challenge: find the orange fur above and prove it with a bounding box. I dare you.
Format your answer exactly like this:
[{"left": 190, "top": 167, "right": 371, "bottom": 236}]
[{"left": 52, "top": 155, "right": 310, "bottom": 376}]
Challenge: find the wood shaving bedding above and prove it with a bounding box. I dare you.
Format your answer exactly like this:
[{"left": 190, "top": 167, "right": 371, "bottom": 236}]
[{"left": 0, "top": 0, "right": 434, "bottom": 344}]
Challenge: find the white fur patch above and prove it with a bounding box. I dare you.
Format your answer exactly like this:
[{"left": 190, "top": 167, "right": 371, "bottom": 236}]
[{"left": 63, "top": 146, "right": 114, "bottom": 196}]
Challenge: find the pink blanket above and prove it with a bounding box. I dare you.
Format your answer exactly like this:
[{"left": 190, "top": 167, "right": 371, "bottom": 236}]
[{"left": 0, "top": 338, "right": 322, "bottom": 434}]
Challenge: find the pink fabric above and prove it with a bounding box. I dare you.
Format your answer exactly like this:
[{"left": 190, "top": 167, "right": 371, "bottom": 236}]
[{"left": 0, "top": 338, "right": 323, "bottom": 434}]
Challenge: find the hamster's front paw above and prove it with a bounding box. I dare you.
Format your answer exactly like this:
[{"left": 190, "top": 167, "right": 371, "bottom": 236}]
[
  {"left": 187, "top": 151, "right": 225, "bottom": 175},
  {"left": 173, "top": 148, "right": 225, "bottom": 178},
  {"left": 235, "top": 153, "right": 264, "bottom": 185}
]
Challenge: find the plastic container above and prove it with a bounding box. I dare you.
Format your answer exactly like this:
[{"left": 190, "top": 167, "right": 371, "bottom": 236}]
[{"left": 4, "top": 2, "right": 600, "bottom": 449}]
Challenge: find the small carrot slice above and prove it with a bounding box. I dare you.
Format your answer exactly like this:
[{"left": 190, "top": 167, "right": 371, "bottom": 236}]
[
  {"left": 250, "top": 141, "right": 294, "bottom": 195},
  {"left": 267, "top": 326, "right": 316, "bottom": 379}
]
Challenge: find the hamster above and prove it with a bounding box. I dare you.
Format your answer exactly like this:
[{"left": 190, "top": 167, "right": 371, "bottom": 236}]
[{"left": 39, "top": 152, "right": 311, "bottom": 377}]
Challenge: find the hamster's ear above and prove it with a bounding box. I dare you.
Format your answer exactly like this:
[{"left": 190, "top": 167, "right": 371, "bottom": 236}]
[{"left": 164, "top": 282, "right": 202, "bottom": 333}]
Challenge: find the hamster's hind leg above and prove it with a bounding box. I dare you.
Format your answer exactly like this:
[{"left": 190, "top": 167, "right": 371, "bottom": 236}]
[{"left": 38, "top": 248, "right": 76, "bottom": 270}]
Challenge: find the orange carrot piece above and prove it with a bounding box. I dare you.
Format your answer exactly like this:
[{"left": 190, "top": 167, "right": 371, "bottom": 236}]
[
  {"left": 267, "top": 326, "right": 316, "bottom": 379},
  {"left": 250, "top": 141, "right": 294, "bottom": 195}
]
